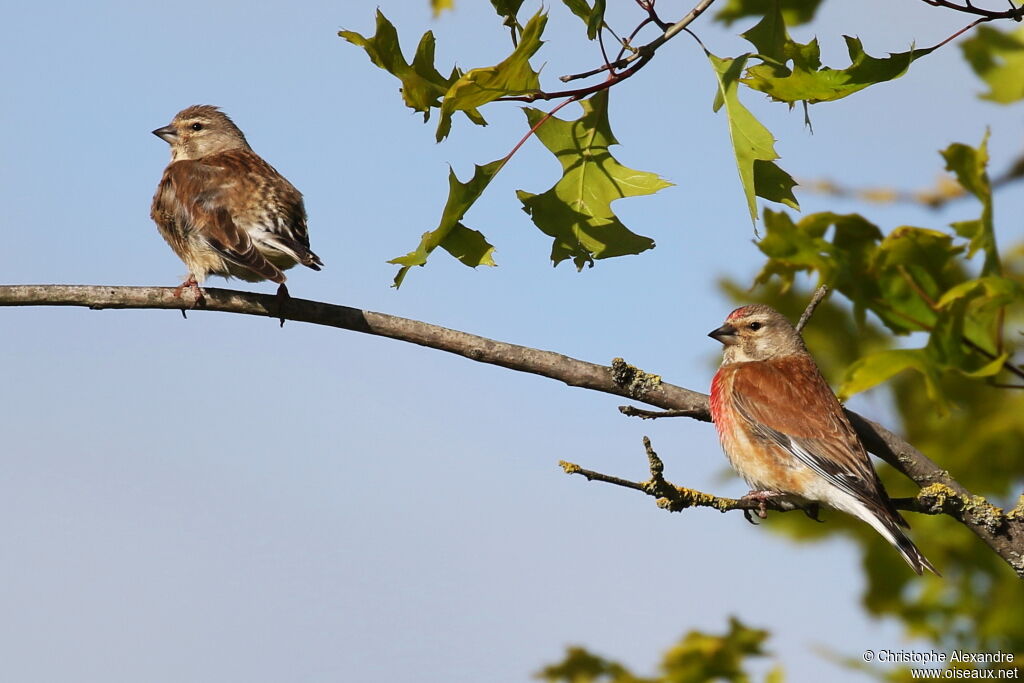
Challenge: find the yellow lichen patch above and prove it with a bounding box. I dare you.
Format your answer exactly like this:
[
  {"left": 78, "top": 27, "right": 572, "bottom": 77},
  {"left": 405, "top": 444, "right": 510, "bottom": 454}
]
[
  {"left": 917, "top": 483, "right": 1006, "bottom": 531},
  {"left": 1006, "top": 494, "right": 1024, "bottom": 521},
  {"left": 917, "top": 483, "right": 957, "bottom": 512},
  {"left": 610, "top": 357, "right": 662, "bottom": 399},
  {"left": 559, "top": 460, "right": 581, "bottom": 474},
  {"left": 676, "top": 485, "right": 737, "bottom": 512}
]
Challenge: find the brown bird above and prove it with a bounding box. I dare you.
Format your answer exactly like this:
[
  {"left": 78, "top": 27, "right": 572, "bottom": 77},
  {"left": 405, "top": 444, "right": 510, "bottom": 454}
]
[
  {"left": 150, "top": 105, "right": 322, "bottom": 322},
  {"left": 709, "top": 304, "right": 938, "bottom": 575}
]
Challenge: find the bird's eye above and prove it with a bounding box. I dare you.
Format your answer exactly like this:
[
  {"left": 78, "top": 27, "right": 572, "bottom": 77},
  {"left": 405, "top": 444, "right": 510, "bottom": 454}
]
[
  {"left": 190, "top": 122, "right": 204, "bottom": 131},
  {"left": 748, "top": 321, "right": 763, "bottom": 331}
]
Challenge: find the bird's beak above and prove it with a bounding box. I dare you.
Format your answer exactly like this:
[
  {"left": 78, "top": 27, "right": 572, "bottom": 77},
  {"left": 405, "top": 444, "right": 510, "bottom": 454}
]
[
  {"left": 152, "top": 125, "right": 177, "bottom": 144},
  {"left": 708, "top": 322, "right": 738, "bottom": 345}
]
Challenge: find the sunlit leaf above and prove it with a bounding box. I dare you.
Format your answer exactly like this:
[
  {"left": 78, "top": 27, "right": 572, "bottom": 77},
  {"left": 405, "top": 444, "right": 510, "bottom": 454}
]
[
  {"left": 742, "top": 35, "right": 936, "bottom": 104},
  {"left": 440, "top": 223, "right": 497, "bottom": 267},
  {"left": 936, "top": 276, "right": 1022, "bottom": 312},
  {"left": 389, "top": 160, "right": 503, "bottom": 287},
  {"left": 436, "top": 11, "right": 546, "bottom": 141},
  {"left": 715, "top": 0, "right": 823, "bottom": 27},
  {"left": 754, "top": 210, "right": 888, "bottom": 325},
  {"left": 560, "top": 0, "right": 605, "bottom": 40},
  {"left": 340, "top": 11, "right": 482, "bottom": 124},
  {"left": 538, "top": 617, "right": 777, "bottom": 683},
  {"left": 871, "top": 226, "right": 964, "bottom": 334},
  {"left": 431, "top": 0, "right": 454, "bottom": 18},
  {"left": 740, "top": 3, "right": 789, "bottom": 62},
  {"left": 941, "top": 132, "right": 1000, "bottom": 276},
  {"left": 707, "top": 51, "right": 799, "bottom": 222},
  {"left": 960, "top": 25, "right": 1024, "bottom": 103},
  {"left": 839, "top": 348, "right": 950, "bottom": 412},
  {"left": 934, "top": 275, "right": 1022, "bottom": 372},
  {"left": 516, "top": 90, "right": 670, "bottom": 269},
  {"left": 490, "top": 0, "right": 525, "bottom": 29}
]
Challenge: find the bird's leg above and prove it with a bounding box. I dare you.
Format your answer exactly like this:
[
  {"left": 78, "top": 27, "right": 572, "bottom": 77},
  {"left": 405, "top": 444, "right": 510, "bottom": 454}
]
[
  {"left": 172, "top": 275, "right": 205, "bottom": 316},
  {"left": 738, "top": 489, "right": 784, "bottom": 522},
  {"left": 276, "top": 282, "right": 290, "bottom": 327}
]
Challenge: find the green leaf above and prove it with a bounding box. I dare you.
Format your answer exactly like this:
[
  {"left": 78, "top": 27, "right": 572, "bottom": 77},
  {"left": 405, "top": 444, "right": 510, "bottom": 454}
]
[
  {"left": 560, "top": 0, "right": 591, "bottom": 23},
  {"left": 389, "top": 160, "right": 503, "bottom": 288},
  {"left": 440, "top": 223, "right": 497, "bottom": 268},
  {"left": 436, "top": 11, "right": 546, "bottom": 141},
  {"left": 715, "top": 0, "right": 823, "bottom": 27},
  {"left": 707, "top": 51, "right": 799, "bottom": 223},
  {"left": 561, "top": 0, "right": 605, "bottom": 40},
  {"left": 341, "top": 11, "right": 478, "bottom": 123},
  {"left": 839, "top": 349, "right": 950, "bottom": 413},
  {"left": 538, "top": 617, "right": 777, "bottom": 683},
  {"left": 431, "top": 0, "right": 454, "bottom": 17},
  {"left": 490, "top": 0, "right": 525, "bottom": 29},
  {"left": 936, "top": 276, "right": 1022, "bottom": 312},
  {"left": 516, "top": 91, "right": 670, "bottom": 269},
  {"left": 742, "top": 35, "right": 936, "bottom": 104},
  {"left": 754, "top": 210, "right": 883, "bottom": 302},
  {"left": 960, "top": 25, "right": 1024, "bottom": 103},
  {"left": 934, "top": 276, "right": 1022, "bottom": 373},
  {"left": 941, "top": 132, "right": 1000, "bottom": 276},
  {"left": 587, "top": 0, "right": 606, "bottom": 40},
  {"left": 871, "top": 226, "right": 964, "bottom": 335},
  {"left": 660, "top": 617, "right": 772, "bottom": 681},
  {"left": 740, "top": 2, "right": 789, "bottom": 63}
]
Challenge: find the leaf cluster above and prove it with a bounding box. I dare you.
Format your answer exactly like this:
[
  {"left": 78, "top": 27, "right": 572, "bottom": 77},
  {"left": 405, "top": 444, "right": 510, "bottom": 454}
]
[
  {"left": 537, "top": 617, "right": 782, "bottom": 683},
  {"left": 751, "top": 135, "right": 1022, "bottom": 410}
]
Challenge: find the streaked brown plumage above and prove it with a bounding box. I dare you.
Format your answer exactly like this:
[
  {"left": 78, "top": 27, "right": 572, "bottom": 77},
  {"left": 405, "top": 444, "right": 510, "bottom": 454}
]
[
  {"left": 709, "top": 304, "right": 938, "bottom": 575},
  {"left": 150, "top": 105, "right": 322, "bottom": 313}
]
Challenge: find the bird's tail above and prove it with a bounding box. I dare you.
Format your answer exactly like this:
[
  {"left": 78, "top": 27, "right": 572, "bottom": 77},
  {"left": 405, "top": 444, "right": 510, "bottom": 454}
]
[
  {"left": 263, "top": 234, "right": 323, "bottom": 271},
  {"left": 857, "top": 502, "right": 940, "bottom": 576}
]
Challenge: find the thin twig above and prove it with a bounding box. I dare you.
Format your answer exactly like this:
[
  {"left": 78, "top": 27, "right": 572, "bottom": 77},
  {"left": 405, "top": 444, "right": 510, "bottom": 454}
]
[
  {"left": 561, "top": 436, "right": 804, "bottom": 515},
  {"left": 557, "top": 0, "right": 717, "bottom": 84},
  {"left": 931, "top": 17, "right": 989, "bottom": 50},
  {"left": 618, "top": 405, "right": 708, "bottom": 420},
  {"left": 501, "top": 95, "right": 582, "bottom": 163},
  {"left": 561, "top": 437, "right": 966, "bottom": 519},
  {"left": 920, "top": 0, "right": 1024, "bottom": 20},
  {"left": 796, "top": 285, "right": 831, "bottom": 333}
]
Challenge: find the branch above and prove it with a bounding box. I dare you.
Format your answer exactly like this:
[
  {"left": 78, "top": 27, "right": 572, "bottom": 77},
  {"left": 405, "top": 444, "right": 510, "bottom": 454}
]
[
  {"left": 507, "top": 0, "right": 718, "bottom": 101},
  {"left": 800, "top": 154, "right": 1024, "bottom": 209},
  {"left": 561, "top": 436, "right": 812, "bottom": 519},
  {"left": 563, "top": 438, "right": 1022, "bottom": 551},
  {"left": 2, "top": 284, "right": 1022, "bottom": 576},
  {"left": 795, "top": 284, "right": 830, "bottom": 333},
  {"left": 920, "top": 0, "right": 1024, "bottom": 21}
]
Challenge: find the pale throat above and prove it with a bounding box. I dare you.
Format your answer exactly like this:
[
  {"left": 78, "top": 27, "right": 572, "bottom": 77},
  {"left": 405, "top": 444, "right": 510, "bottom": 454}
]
[{"left": 722, "top": 344, "right": 756, "bottom": 364}]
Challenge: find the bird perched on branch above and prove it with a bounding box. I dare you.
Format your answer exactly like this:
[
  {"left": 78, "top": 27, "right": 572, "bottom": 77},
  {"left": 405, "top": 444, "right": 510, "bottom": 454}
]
[
  {"left": 709, "top": 304, "right": 938, "bottom": 575},
  {"left": 150, "top": 105, "right": 322, "bottom": 323}
]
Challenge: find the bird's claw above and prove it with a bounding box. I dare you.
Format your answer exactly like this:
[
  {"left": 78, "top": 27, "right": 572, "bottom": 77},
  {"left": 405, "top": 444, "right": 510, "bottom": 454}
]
[
  {"left": 803, "top": 503, "right": 824, "bottom": 523},
  {"left": 276, "top": 282, "right": 290, "bottom": 327},
  {"left": 172, "top": 276, "right": 205, "bottom": 317},
  {"left": 739, "top": 489, "right": 779, "bottom": 522}
]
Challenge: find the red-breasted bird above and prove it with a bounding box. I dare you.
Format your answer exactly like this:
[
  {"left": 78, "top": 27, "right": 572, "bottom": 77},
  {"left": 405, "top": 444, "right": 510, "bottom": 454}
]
[
  {"left": 150, "top": 105, "right": 322, "bottom": 319},
  {"left": 709, "top": 304, "right": 938, "bottom": 575}
]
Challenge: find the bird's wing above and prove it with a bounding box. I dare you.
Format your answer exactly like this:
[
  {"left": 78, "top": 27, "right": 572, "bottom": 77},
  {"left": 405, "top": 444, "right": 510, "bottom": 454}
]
[
  {"left": 163, "top": 160, "right": 283, "bottom": 282},
  {"left": 211, "top": 150, "right": 322, "bottom": 270},
  {"left": 726, "top": 356, "right": 905, "bottom": 525}
]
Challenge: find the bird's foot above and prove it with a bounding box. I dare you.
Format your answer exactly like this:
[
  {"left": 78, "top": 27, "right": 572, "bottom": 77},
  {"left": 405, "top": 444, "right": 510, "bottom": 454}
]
[
  {"left": 276, "top": 282, "right": 290, "bottom": 328},
  {"left": 803, "top": 502, "right": 824, "bottom": 523},
  {"left": 172, "top": 276, "right": 205, "bottom": 317},
  {"left": 738, "top": 489, "right": 783, "bottom": 524}
]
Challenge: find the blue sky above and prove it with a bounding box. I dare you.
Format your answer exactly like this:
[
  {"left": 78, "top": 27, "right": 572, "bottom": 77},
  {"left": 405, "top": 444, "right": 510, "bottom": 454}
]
[{"left": 2, "top": 1, "right": 1022, "bottom": 681}]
